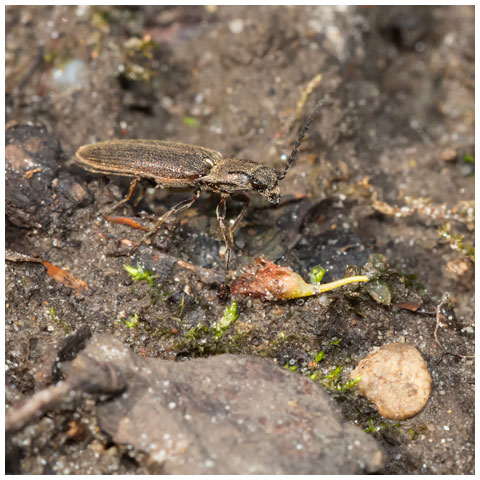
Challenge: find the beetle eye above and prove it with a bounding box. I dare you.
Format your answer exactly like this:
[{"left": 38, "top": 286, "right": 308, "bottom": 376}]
[{"left": 249, "top": 176, "right": 264, "bottom": 191}]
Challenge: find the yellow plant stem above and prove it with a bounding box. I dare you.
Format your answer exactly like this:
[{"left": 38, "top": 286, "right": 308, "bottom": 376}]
[{"left": 314, "top": 275, "right": 369, "bottom": 293}]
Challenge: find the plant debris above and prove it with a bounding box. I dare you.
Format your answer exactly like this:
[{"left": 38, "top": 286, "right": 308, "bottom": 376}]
[
  {"left": 230, "top": 257, "right": 369, "bottom": 300},
  {"left": 106, "top": 215, "right": 150, "bottom": 231},
  {"left": 6, "top": 250, "right": 89, "bottom": 292}
]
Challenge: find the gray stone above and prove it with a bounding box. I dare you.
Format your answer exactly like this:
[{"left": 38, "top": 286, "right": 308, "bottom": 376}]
[{"left": 78, "top": 334, "right": 384, "bottom": 474}]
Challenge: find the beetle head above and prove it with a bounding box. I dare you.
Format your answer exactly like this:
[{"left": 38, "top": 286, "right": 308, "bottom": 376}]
[{"left": 249, "top": 166, "right": 280, "bottom": 204}]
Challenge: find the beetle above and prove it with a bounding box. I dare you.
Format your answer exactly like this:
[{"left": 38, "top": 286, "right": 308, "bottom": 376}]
[{"left": 75, "top": 98, "right": 325, "bottom": 267}]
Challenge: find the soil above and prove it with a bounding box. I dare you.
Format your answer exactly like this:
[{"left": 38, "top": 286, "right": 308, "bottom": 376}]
[{"left": 5, "top": 5, "right": 474, "bottom": 475}]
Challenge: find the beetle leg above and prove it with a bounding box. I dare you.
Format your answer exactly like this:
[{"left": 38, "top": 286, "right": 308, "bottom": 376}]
[
  {"left": 216, "top": 194, "right": 234, "bottom": 268},
  {"left": 229, "top": 194, "right": 250, "bottom": 247},
  {"left": 105, "top": 176, "right": 140, "bottom": 216},
  {"left": 129, "top": 190, "right": 201, "bottom": 255},
  {"left": 132, "top": 181, "right": 147, "bottom": 207}
]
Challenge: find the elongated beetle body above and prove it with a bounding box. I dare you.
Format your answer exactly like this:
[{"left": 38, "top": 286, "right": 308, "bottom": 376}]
[
  {"left": 75, "top": 98, "right": 325, "bottom": 267},
  {"left": 76, "top": 140, "right": 281, "bottom": 202}
]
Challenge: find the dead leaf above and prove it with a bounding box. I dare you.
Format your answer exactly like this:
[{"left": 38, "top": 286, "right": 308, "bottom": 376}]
[
  {"left": 42, "top": 261, "right": 89, "bottom": 292},
  {"left": 395, "top": 302, "right": 420, "bottom": 312},
  {"left": 106, "top": 215, "right": 149, "bottom": 231},
  {"left": 6, "top": 251, "right": 89, "bottom": 293}
]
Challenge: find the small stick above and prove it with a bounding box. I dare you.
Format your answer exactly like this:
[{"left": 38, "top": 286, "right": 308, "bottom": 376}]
[
  {"left": 434, "top": 294, "right": 474, "bottom": 359},
  {"left": 6, "top": 382, "right": 72, "bottom": 433}
]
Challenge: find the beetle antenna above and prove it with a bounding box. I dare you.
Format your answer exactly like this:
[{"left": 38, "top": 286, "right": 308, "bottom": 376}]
[{"left": 278, "top": 97, "right": 326, "bottom": 181}]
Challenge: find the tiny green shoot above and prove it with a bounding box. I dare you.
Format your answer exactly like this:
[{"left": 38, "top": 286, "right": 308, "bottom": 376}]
[
  {"left": 125, "top": 313, "right": 140, "bottom": 329},
  {"left": 319, "top": 365, "right": 360, "bottom": 392},
  {"left": 365, "top": 418, "right": 400, "bottom": 435},
  {"left": 324, "top": 365, "right": 343, "bottom": 380},
  {"left": 365, "top": 418, "right": 381, "bottom": 434},
  {"left": 308, "top": 265, "right": 326, "bottom": 284},
  {"left": 314, "top": 350, "right": 325, "bottom": 363},
  {"left": 341, "top": 376, "right": 362, "bottom": 391},
  {"left": 124, "top": 263, "right": 156, "bottom": 288},
  {"left": 214, "top": 300, "right": 239, "bottom": 339},
  {"left": 183, "top": 116, "right": 200, "bottom": 128}
]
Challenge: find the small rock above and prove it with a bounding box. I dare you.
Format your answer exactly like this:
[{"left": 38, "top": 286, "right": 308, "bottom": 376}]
[
  {"left": 441, "top": 147, "right": 457, "bottom": 162},
  {"left": 351, "top": 342, "right": 431, "bottom": 420},
  {"left": 5, "top": 124, "right": 91, "bottom": 231},
  {"left": 76, "top": 334, "right": 385, "bottom": 474}
]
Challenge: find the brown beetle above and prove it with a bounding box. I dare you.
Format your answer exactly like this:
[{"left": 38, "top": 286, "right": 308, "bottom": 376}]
[{"left": 75, "top": 98, "right": 325, "bottom": 267}]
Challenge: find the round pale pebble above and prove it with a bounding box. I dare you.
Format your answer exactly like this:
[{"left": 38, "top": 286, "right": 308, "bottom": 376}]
[{"left": 351, "top": 343, "right": 431, "bottom": 420}]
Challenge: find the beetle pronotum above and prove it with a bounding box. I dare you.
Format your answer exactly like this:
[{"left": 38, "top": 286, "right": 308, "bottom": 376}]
[{"left": 75, "top": 98, "right": 325, "bottom": 267}]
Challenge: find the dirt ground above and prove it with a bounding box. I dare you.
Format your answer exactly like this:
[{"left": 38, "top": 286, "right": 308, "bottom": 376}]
[{"left": 5, "top": 5, "right": 474, "bottom": 475}]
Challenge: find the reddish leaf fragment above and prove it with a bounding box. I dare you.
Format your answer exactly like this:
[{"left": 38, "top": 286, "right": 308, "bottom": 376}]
[
  {"left": 395, "top": 302, "right": 421, "bottom": 312},
  {"left": 6, "top": 251, "right": 89, "bottom": 293},
  {"left": 42, "top": 261, "right": 89, "bottom": 292},
  {"left": 106, "top": 215, "right": 149, "bottom": 231}
]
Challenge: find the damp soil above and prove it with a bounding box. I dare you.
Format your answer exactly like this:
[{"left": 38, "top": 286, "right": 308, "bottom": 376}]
[{"left": 5, "top": 5, "right": 474, "bottom": 475}]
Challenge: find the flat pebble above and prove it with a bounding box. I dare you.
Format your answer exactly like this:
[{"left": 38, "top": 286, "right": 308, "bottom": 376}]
[{"left": 351, "top": 342, "right": 431, "bottom": 420}]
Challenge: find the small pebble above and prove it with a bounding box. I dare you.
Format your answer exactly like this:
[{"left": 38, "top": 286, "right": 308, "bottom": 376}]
[
  {"left": 351, "top": 342, "right": 431, "bottom": 420},
  {"left": 441, "top": 147, "right": 457, "bottom": 162},
  {"left": 229, "top": 19, "right": 245, "bottom": 34},
  {"left": 51, "top": 59, "right": 88, "bottom": 89}
]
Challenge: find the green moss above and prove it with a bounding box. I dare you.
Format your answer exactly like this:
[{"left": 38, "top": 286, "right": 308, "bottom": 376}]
[
  {"left": 324, "top": 365, "right": 342, "bottom": 381},
  {"left": 183, "top": 116, "right": 200, "bottom": 128},
  {"left": 170, "top": 301, "right": 246, "bottom": 355},
  {"left": 365, "top": 417, "right": 401, "bottom": 435},
  {"left": 214, "top": 301, "right": 239, "bottom": 339},
  {"left": 125, "top": 313, "right": 140, "bottom": 329},
  {"left": 407, "top": 424, "right": 428, "bottom": 441},
  {"left": 438, "top": 225, "right": 475, "bottom": 262},
  {"left": 49, "top": 307, "right": 71, "bottom": 335},
  {"left": 340, "top": 376, "right": 362, "bottom": 391},
  {"left": 124, "top": 263, "right": 157, "bottom": 288},
  {"left": 314, "top": 350, "right": 325, "bottom": 363}
]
